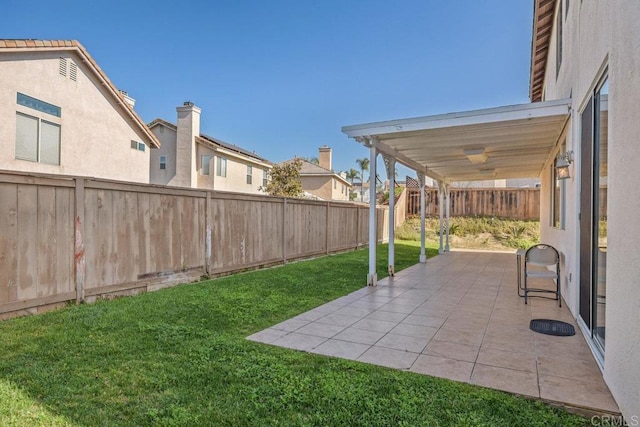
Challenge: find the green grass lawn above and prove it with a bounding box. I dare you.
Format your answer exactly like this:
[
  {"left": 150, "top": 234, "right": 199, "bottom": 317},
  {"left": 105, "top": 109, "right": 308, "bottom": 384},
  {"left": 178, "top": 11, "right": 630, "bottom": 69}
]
[{"left": 0, "top": 242, "right": 589, "bottom": 426}]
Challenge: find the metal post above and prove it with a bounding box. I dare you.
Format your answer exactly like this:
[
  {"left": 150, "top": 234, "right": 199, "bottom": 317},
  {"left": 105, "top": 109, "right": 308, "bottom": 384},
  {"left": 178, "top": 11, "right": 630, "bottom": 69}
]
[
  {"left": 438, "top": 181, "right": 444, "bottom": 254},
  {"left": 445, "top": 184, "right": 451, "bottom": 252},
  {"left": 368, "top": 142, "right": 378, "bottom": 286},
  {"left": 418, "top": 172, "right": 426, "bottom": 263},
  {"left": 383, "top": 155, "right": 396, "bottom": 276}
]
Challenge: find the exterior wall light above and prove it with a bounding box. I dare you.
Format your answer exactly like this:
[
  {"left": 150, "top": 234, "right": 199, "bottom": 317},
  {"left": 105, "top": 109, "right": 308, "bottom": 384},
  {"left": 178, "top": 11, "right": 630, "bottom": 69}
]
[{"left": 555, "top": 151, "right": 574, "bottom": 180}]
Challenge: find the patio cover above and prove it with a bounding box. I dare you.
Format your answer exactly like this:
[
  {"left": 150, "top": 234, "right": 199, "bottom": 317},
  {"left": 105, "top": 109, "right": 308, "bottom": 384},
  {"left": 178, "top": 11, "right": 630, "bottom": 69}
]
[
  {"left": 342, "top": 98, "right": 570, "bottom": 183},
  {"left": 341, "top": 99, "right": 571, "bottom": 284}
]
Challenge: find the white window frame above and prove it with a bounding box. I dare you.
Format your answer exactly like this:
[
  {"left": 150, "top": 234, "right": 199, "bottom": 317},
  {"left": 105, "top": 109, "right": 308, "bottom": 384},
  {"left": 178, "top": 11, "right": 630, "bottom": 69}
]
[
  {"left": 160, "top": 155, "right": 167, "bottom": 170},
  {"left": 246, "top": 165, "right": 252, "bottom": 185},
  {"left": 216, "top": 156, "right": 227, "bottom": 177},
  {"left": 15, "top": 112, "right": 61, "bottom": 165},
  {"left": 201, "top": 155, "right": 212, "bottom": 175}
]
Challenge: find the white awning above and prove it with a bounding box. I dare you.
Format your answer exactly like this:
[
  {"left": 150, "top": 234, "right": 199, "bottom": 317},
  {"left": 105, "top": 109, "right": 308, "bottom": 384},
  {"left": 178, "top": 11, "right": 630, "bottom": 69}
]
[{"left": 342, "top": 99, "right": 571, "bottom": 183}]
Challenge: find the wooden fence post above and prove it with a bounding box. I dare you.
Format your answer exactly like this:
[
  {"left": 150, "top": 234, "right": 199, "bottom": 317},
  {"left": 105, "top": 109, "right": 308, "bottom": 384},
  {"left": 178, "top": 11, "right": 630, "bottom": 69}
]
[
  {"left": 205, "top": 191, "right": 212, "bottom": 275},
  {"left": 355, "top": 206, "right": 360, "bottom": 248},
  {"left": 325, "top": 201, "right": 330, "bottom": 254},
  {"left": 74, "top": 177, "right": 85, "bottom": 303},
  {"left": 282, "top": 198, "right": 287, "bottom": 264}
]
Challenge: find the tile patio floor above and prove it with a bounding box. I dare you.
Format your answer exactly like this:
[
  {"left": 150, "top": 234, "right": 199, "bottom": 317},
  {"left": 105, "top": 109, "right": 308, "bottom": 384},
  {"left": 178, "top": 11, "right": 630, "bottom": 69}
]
[{"left": 248, "top": 250, "right": 619, "bottom": 415}]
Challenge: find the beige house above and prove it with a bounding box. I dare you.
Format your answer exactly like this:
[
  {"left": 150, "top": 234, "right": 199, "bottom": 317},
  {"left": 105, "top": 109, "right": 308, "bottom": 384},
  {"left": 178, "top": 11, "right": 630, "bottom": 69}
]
[
  {"left": 0, "top": 40, "right": 159, "bottom": 183},
  {"left": 284, "top": 146, "right": 351, "bottom": 201},
  {"left": 148, "top": 102, "right": 272, "bottom": 193}
]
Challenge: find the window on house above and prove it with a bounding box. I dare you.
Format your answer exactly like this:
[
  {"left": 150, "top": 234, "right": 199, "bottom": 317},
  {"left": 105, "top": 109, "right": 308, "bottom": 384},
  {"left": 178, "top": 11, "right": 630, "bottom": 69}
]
[
  {"left": 263, "top": 169, "right": 268, "bottom": 188},
  {"left": 551, "top": 139, "right": 566, "bottom": 229},
  {"left": 138, "top": 142, "right": 145, "bottom": 152},
  {"left": 216, "top": 156, "right": 227, "bottom": 177},
  {"left": 201, "top": 155, "right": 211, "bottom": 175},
  {"left": 160, "top": 155, "right": 167, "bottom": 170},
  {"left": 334, "top": 180, "right": 337, "bottom": 189},
  {"left": 246, "top": 165, "right": 252, "bottom": 184},
  {"left": 15, "top": 112, "right": 61, "bottom": 165},
  {"left": 131, "top": 141, "right": 145, "bottom": 151},
  {"left": 556, "top": 2, "right": 563, "bottom": 77},
  {"left": 17, "top": 93, "right": 61, "bottom": 117}
]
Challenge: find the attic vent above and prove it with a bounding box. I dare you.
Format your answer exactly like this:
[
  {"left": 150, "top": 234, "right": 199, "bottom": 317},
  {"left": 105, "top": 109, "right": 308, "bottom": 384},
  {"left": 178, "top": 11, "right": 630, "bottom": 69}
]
[
  {"left": 59, "top": 57, "right": 67, "bottom": 76},
  {"left": 69, "top": 62, "right": 77, "bottom": 81}
]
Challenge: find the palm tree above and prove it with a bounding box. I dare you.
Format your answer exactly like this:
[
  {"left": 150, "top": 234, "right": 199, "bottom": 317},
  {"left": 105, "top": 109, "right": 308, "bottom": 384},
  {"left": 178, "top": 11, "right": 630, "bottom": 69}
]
[
  {"left": 356, "top": 158, "right": 369, "bottom": 202},
  {"left": 345, "top": 168, "right": 360, "bottom": 201}
]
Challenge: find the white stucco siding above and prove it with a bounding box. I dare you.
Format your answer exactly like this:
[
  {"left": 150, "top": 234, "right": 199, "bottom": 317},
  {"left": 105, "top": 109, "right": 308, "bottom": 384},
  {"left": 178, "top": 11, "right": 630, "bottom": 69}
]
[
  {"left": 538, "top": 0, "right": 640, "bottom": 419},
  {"left": 603, "top": 0, "right": 640, "bottom": 419},
  {"left": 149, "top": 126, "right": 177, "bottom": 185},
  {"left": 0, "top": 51, "right": 151, "bottom": 183}
]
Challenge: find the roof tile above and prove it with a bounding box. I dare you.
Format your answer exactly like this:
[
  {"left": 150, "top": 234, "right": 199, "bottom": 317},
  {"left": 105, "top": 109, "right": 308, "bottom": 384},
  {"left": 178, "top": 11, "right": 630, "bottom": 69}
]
[{"left": 6, "top": 40, "right": 16, "bottom": 47}]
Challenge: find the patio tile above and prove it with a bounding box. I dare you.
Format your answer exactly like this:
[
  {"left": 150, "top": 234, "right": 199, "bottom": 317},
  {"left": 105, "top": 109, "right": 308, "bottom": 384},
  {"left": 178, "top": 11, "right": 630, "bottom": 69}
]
[
  {"left": 358, "top": 346, "right": 419, "bottom": 370},
  {"left": 333, "top": 327, "right": 387, "bottom": 345},
  {"left": 365, "top": 310, "right": 409, "bottom": 323},
  {"left": 401, "top": 314, "right": 446, "bottom": 328},
  {"left": 295, "top": 322, "right": 346, "bottom": 338},
  {"left": 312, "top": 339, "right": 371, "bottom": 360},
  {"left": 481, "top": 327, "right": 535, "bottom": 353},
  {"left": 351, "top": 318, "right": 398, "bottom": 333},
  {"left": 391, "top": 323, "right": 439, "bottom": 340},
  {"left": 333, "top": 306, "right": 376, "bottom": 318},
  {"left": 246, "top": 328, "right": 289, "bottom": 344},
  {"left": 271, "top": 332, "right": 327, "bottom": 352},
  {"left": 375, "top": 333, "right": 431, "bottom": 353},
  {"left": 291, "top": 309, "right": 328, "bottom": 322},
  {"left": 410, "top": 354, "right": 474, "bottom": 383},
  {"left": 315, "top": 312, "right": 361, "bottom": 327},
  {"left": 539, "top": 374, "right": 619, "bottom": 413},
  {"left": 470, "top": 364, "right": 539, "bottom": 397},
  {"left": 271, "top": 318, "right": 309, "bottom": 332},
  {"left": 476, "top": 348, "right": 537, "bottom": 373},
  {"left": 378, "top": 303, "right": 417, "bottom": 314},
  {"left": 536, "top": 354, "right": 602, "bottom": 380},
  {"left": 433, "top": 327, "right": 484, "bottom": 347},
  {"left": 422, "top": 339, "right": 480, "bottom": 363}
]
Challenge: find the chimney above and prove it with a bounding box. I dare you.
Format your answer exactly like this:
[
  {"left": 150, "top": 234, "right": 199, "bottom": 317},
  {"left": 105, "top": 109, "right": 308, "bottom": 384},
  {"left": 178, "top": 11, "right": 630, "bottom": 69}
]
[
  {"left": 118, "top": 90, "right": 136, "bottom": 108},
  {"left": 319, "top": 145, "right": 332, "bottom": 170},
  {"left": 175, "top": 101, "right": 201, "bottom": 188}
]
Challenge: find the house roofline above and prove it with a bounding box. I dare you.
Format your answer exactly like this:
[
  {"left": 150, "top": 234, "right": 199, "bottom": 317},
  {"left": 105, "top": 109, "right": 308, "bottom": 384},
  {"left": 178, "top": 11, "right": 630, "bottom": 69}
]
[
  {"left": 529, "top": 0, "right": 557, "bottom": 102},
  {"left": 0, "top": 39, "right": 161, "bottom": 148}
]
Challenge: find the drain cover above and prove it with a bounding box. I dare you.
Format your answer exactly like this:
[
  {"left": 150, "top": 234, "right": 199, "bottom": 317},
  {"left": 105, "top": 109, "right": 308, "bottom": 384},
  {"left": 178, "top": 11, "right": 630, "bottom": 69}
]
[{"left": 530, "top": 319, "right": 575, "bottom": 336}]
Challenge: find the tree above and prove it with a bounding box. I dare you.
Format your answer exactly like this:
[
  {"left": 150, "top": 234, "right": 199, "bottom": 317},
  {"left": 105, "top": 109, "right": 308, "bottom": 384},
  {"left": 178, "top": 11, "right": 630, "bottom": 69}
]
[
  {"left": 356, "top": 158, "right": 369, "bottom": 202},
  {"left": 345, "top": 168, "right": 359, "bottom": 201},
  {"left": 263, "top": 159, "right": 303, "bottom": 197}
]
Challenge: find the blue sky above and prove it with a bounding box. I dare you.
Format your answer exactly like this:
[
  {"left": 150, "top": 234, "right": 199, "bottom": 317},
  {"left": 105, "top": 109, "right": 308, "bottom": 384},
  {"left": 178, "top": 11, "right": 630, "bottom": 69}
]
[{"left": 2, "top": 0, "right": 533, "bottom": 178}]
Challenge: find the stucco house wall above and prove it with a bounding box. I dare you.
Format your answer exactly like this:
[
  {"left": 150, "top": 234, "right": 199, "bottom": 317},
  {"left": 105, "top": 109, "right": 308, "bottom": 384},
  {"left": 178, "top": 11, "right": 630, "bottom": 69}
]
[
  {"left": 149, "top": 103, "right": 271, "bottom": 194},
  {"left": 0, "top": 43, "right": 158, "bottom": 183},
  {"left": 536, "top": 0, "right": 640, "bottom": 418}
]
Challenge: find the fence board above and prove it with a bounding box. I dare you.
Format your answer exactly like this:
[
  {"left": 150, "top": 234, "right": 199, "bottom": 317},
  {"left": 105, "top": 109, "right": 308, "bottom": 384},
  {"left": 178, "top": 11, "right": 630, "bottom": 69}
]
[
  {"left": 407, "top": 188, "right": 541, "bottom": 220},
  {"left": 0, "top": 184, "right": 18, "bottom": 304},
  {"left": 0, "top": 171, "right": 390, "bottom": 318}
]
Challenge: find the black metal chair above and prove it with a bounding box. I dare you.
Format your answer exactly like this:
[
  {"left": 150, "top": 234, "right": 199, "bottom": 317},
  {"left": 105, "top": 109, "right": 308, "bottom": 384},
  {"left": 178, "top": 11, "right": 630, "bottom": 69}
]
[{"left": 524, "top": 244, "right": 561, "bottom": 307}]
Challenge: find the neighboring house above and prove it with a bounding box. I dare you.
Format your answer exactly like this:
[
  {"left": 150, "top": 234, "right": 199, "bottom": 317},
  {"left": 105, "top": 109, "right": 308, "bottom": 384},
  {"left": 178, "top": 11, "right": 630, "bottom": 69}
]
[
  {"left": 0, "top": 40, "right": 159, "bottom": 183},
  {"left": 351, "top": 181, "right": 371, "bottom": 203},
  {"left": 342, "top": 0, "right": 640, "bottom": 419},
  {"left": 148, "top": 102, "right": 271, "bottom": 193},
  {"left": 283, "top": 146, "right": 351, "bottom": 201}
]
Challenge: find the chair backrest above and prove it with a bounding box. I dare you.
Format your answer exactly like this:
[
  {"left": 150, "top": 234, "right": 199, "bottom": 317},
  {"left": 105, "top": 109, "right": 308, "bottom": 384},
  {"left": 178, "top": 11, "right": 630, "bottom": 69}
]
[{"left": 525, "top": 244, "right": 559, "bottom": 266}]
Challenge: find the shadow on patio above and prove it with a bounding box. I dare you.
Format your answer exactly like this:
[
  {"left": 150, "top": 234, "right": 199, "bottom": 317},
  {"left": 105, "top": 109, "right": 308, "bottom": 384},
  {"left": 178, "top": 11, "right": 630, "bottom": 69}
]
[{"left": 248, "top": 250, "right": 619, "bottom": 415}]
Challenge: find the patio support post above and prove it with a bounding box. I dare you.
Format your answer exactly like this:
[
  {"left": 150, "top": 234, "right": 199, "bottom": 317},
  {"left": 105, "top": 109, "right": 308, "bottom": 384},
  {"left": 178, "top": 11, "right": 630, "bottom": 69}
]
[
  {"left": 445, "top": 184, "right": 451, "bottom": 252},
  {"left": 383, "top": 154, "right": 396, "bottom": 276},
  {"left": 418, "top": 172, "right": 427, "bottom": 263},
  {"left": 438, "top": 181, "right": 444, "bottom": 254},
  {"left": 367, "top": 140, "right": 378, "bottom": 286}
]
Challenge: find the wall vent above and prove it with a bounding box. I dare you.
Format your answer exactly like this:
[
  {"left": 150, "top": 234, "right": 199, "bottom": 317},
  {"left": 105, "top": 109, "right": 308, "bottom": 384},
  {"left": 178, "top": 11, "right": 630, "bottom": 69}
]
[
  {"left": 59, "top": 57, "right": 67, "bottom": 77},
  {"left": 69, "top": 62, "right": 78, "bottom": 81}
]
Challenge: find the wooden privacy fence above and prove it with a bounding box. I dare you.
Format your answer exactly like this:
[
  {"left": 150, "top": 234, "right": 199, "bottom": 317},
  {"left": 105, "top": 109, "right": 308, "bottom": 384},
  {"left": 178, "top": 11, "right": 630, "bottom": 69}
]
[
  {"left": 0, "top": 171, "right": 389, "bottom": 319},
  {"left": 406, "top": 188, "right": 541, "bottom": 220}
]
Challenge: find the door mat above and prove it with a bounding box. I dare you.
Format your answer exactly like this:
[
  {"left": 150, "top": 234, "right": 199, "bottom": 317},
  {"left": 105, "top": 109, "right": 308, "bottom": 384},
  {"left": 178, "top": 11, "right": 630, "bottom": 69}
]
[{"left": 530, "top": 319, "right": 575, "bottom": 336}]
